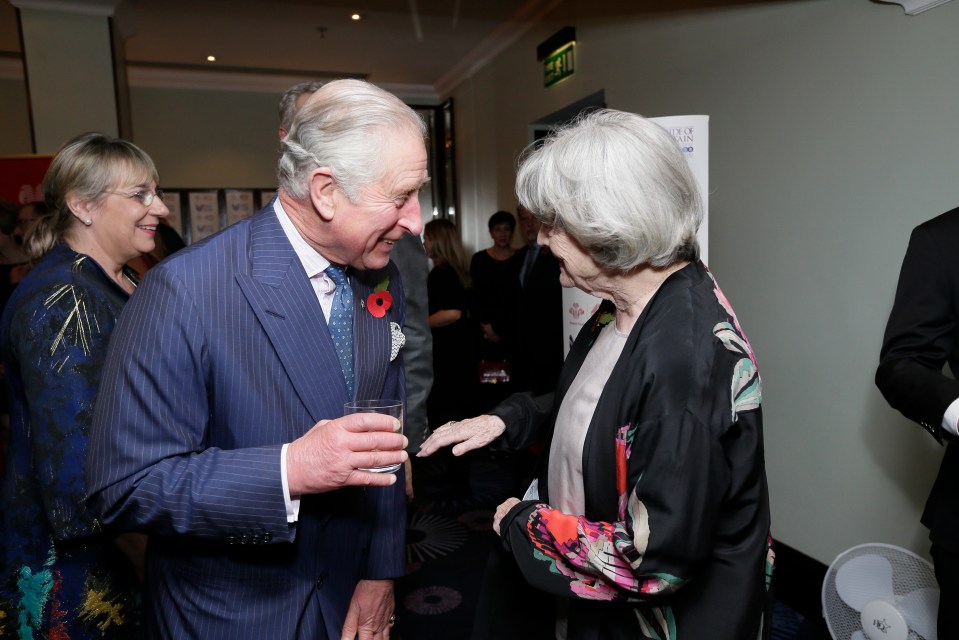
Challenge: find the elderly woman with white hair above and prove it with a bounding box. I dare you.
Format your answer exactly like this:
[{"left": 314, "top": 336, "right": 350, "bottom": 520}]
[{"left": 419, "top": 109, "right": 772, "bottom": 639}]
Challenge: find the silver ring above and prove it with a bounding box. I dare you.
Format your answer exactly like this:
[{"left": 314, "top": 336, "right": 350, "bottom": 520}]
[{"left": 388, "top": 614, "right": 395, "bottom": 626}]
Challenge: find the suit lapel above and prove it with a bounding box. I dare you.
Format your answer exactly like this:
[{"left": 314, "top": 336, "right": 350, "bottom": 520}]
[
  {"left": 351, "top": 268, "right": 393, "bottom": 401},
  {"left": 236, "top": 208, "right": 346, "bottom": 423}
]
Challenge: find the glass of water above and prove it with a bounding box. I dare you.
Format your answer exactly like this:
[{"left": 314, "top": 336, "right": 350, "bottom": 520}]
[{"left": 344, "top": 399, "right": 404, "bottom": 473}]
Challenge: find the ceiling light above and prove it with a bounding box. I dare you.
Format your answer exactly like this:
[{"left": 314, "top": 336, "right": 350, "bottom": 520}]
[
  {"left": 351, "top": 13, "right": 361, "bottom": 21},
  {"left": 206, "top": 55, "right": 216, "bottom": 62}
]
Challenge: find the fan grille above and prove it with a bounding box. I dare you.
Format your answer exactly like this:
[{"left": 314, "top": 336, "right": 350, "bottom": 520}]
[{"left": 821, "top": 543, "right": 937, "bottom": 640}]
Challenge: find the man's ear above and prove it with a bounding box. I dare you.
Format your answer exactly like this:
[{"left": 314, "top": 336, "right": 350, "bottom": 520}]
[{"left": 309, "top": 167, "right": 336, "bottom": 221}]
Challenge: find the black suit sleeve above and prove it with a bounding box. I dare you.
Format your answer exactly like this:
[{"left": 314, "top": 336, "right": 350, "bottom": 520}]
[{"left": 877, "top": 221, "right": 959, "bottom": 442}]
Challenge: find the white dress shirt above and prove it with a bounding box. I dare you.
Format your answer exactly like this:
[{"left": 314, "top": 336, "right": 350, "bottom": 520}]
[{"left": 274, "top": 198, "right": 342, "bottom": 522}]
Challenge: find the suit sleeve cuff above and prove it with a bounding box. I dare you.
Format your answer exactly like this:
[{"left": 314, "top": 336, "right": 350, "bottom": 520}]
[{"left": 281, "top": 443, "right": 300, "bottom": 523}]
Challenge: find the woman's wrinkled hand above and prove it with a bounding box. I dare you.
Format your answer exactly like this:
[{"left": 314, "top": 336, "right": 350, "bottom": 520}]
[
  {"left": 493, "top": 497, "right": 521, "bottom": 535},
  {"left": 416, "top": 414, "right": 506, "bottom": 458}
]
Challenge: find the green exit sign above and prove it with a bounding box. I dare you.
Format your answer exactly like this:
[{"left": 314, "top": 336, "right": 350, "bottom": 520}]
[{"left": 544, "top": 42, "right": 575, "bottom": 88}]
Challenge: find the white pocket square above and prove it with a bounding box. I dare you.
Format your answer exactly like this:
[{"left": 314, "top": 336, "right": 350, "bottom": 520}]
[{"left": 390, "top": 322, "right": 406, "bottom": 361}]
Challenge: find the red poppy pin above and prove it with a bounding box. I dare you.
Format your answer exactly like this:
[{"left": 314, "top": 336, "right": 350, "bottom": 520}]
[{"left": 367, "top": 274, "right": 392, "bottom": 318}]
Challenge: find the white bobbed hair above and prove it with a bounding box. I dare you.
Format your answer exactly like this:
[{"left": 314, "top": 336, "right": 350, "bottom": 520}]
[
  {"left": 277, "top": 79, "right": 427, "bottom": 202},
  {"left": 516, "top": 109, "right": 703, "bottom": 270}
]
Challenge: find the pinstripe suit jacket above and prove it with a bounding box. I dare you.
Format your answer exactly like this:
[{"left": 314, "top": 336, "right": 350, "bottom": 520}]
[{"left": 86, "top": 206, "right": 407, "bottom": 639}]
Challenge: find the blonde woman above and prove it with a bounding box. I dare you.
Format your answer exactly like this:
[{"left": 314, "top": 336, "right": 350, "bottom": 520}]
[{"left": 1, "top": 132, "right": 168, "bottom": 639}]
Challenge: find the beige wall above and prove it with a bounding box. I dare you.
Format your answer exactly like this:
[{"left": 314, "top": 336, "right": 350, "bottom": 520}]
[
  {"left": 129, "top": 87, "right": 280, "bottom": 189},
  {"left": 19, "top": 8, "right": 118, "bottom": 151},
  {"left": 0, "top": 77, "right": 31, "bottom": 156},
  {"left": 447, "top": 0, "right": 959, "bottom": 565}
]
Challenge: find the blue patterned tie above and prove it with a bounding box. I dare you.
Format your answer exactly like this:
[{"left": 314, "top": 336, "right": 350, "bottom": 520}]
[{"left": 325, "top": 265, "right": 354, "bottom": 398}]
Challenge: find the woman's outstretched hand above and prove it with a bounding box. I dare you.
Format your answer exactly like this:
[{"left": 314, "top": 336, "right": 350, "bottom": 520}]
[{"left": 417, "top": 414, "right": 506, "bottom": 457}]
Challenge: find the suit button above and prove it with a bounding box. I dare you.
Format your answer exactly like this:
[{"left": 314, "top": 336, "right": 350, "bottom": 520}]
[
  {"left": 263, "top": 531, "right": 272, "bottom": 542},
  {"left": 240, "top": 536, "right": 250, "bottom": 544},
  {"left": 316, "top": 577, "right": 325, "bottom": 589},
  {"left": 227, "top": 536, "right": 237, "bottom": 545}
]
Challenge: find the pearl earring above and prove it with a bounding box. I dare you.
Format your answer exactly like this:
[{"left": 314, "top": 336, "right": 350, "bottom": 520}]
[{"left": 83, "top": 219, "right": 92, "bottom": 226}]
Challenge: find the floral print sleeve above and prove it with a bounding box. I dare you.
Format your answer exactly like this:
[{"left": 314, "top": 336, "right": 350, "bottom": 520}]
[{"left": 500, "top": 411, "right": 725, "bottom": 606}]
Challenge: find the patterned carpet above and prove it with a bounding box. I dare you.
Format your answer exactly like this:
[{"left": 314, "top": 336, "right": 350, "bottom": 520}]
[{"left": 393, "top": 449, "right": 832, "bottom": 640}]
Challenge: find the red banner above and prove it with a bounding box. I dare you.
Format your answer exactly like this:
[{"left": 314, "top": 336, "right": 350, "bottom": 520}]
[{"left": 0, "top": 154, "right": 53, "bottom": 205}]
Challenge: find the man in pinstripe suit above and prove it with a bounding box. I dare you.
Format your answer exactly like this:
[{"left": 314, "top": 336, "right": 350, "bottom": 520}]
[{"left": 87, "top": 79, "right": 428, "bottom": 639}]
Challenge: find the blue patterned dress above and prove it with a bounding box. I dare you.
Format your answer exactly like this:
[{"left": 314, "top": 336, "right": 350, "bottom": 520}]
[{"left": 0, "top": 242, "right": 142, "bottom": 639}]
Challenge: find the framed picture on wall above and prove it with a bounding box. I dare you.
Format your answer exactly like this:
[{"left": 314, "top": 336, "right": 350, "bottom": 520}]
[
  {"left": 225, "top": 189, "right": 255, "bottom": 226},
  {"left": 258, "top": 189, "right": 276, "bottom": 209},
  {"left": 188, "top": 190, "right": 220, "bottom": 243},
  {"left": 160, "top": 190, "right": 184, "bottom": 237}
]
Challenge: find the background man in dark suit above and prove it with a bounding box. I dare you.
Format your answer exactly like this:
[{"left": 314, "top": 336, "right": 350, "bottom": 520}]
[
  {"left": 877, "top": 207, "right": 959, "bottom": 639},
  {"left": 277, "top": 80, "right": 325, "bottom": 140},
  {"left": 87, "top": 79, "right": 428, "bottom": 639},
  {"left": 512, "top": 205, "right": 563, "bottom": 395}
]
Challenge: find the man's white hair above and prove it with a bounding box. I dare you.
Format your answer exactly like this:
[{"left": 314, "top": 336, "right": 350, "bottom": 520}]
[{"left": 277, "top": 79, "right": 427, "bottom": 202}]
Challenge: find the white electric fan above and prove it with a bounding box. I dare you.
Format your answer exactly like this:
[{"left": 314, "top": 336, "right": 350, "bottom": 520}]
[{"left": 822, "top": 543, "right": 939, "bottom": 640}]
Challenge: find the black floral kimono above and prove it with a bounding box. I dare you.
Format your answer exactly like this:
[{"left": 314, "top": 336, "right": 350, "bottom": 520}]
[{"left": 490, "top": 260, "right": 773, "bottom": 640}]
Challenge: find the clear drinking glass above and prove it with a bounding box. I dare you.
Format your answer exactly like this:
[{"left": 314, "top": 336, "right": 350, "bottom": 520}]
[{"left": 344, "top": 399, "right": 404, "bottom": 473}]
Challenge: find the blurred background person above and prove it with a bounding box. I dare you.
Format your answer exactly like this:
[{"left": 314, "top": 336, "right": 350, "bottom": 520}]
[
  {"left": 512, "top": 205, "right": 563, "bottom": 396},
  {"left": 0, "top": 200, "right": 30, "bottom": 476},
  {"left": 0, "top": 200, "right": 30, "bottom": 315},
  {"left": 0, "top": 132, "right": 168, "bottom": 639},
  {"left": 13, "top": 199, "right": 46, "bottom": 248},
  {"left": 470, "top": 210, "right": 520, "bottom": 410},
  {"left": 420, "top": 110, "right": 772, "bottom": 640},
  {"left": 422, "top": 218, "right": 478, "bottom": 499},
  {"left": 277, "top": 79, "right": 325, "bottom": 140},
  {"left": 424, "top": 219, "right": 476, "bottom": 428}
]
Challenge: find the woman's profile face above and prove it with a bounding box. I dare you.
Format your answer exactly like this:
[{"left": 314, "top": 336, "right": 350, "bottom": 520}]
[
  {"left": 92, "top": 177, "right": 169, "bottom": 266},
  {"left": 539, "top": 224, "right": 603, "bottom": 293},
  {"left": 489, "top": 222, "right": 513, "bottom": 249},
  {"left": 423, "top": 233, "right": 434, "bottom": 259}
]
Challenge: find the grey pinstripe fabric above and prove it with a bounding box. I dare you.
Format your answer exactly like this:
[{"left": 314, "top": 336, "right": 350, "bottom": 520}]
[{"left": 87, "top": 206, "right": 407, "bottom": 639}]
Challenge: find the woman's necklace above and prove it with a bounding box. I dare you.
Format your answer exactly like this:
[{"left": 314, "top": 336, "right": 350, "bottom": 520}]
[{"left": 118, "top": 271, "right": 137, "bottom": 293}]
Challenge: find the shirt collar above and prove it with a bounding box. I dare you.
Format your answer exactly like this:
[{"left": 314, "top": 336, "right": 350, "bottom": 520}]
[{"left": 273, "top": 198, "right": 330, "bottom": 279}]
